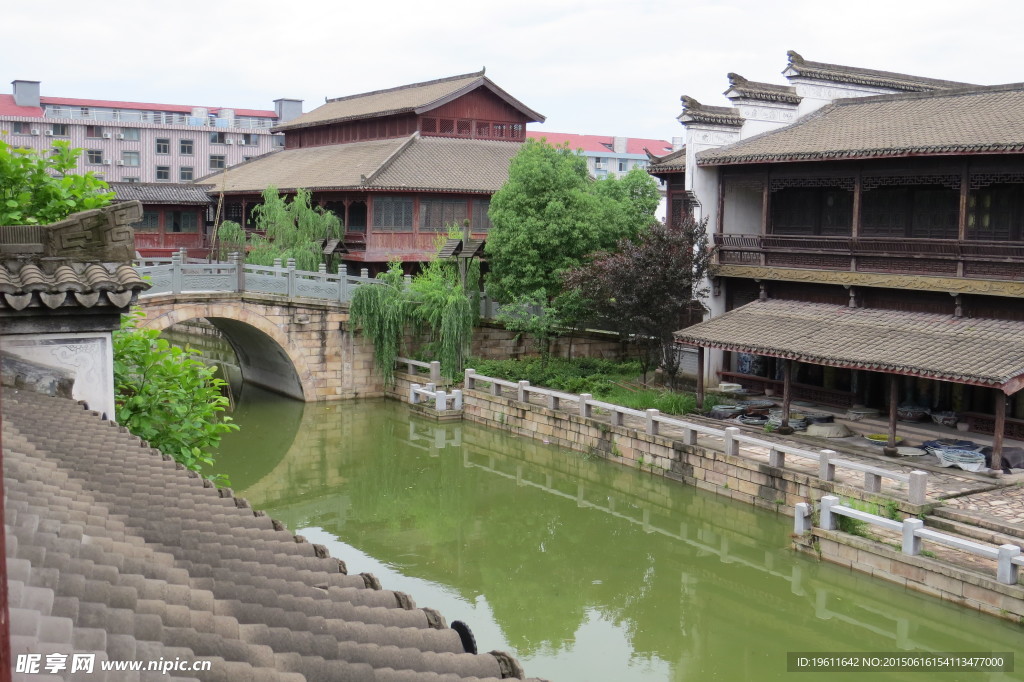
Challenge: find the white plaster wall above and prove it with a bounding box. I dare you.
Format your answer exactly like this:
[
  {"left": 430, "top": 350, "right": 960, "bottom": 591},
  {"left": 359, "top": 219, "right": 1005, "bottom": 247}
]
[
  {"left": 3, "top": 332, "right": 114, "bottom": 420},
  {"left": 734, "top": 103, "right": 799, "bottom": 139},
  {"left": 789, "top": 80, "right": 902, "bottom": 117},
  {"left": 722, "top": 184, "right": 762, "bottom": 234}
]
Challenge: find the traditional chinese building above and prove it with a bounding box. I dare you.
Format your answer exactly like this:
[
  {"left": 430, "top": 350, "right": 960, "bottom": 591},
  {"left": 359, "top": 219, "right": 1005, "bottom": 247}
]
[
  {"left": 198, "top": 70, "right": 545, "bottom": 272},
  {"left": 652, "top": 52, "right": 1024, "bottom": 467}
]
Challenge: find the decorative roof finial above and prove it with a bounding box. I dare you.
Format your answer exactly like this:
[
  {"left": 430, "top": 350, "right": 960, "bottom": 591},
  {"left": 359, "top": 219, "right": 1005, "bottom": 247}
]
[
  {"left": 727, "top": 73, "right": 748, "bottom": 87},
  {"left": 787, "top": 50, "right": 804, "bottom": 65}
]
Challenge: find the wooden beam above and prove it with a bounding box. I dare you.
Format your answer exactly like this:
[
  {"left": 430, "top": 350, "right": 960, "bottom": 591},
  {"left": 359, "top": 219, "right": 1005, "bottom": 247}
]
[
  {"left": 887, "top": 375, "right": 899, "bottom": 450},
  {"left": 992, "top": 390, "right": 1006, "bottom": 474}
]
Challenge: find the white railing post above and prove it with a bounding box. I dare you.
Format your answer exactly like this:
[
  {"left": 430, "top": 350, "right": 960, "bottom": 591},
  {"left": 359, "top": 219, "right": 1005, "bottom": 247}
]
[
  {"left": 902, "top": 518, "right": 923, "bottom": 555},
  {"left": 360, "top": 267, "right": 369, "bottom": 279},
  {"left": 682, "top": 425, "right": 697, "bottom": 446},
  {"left": 819, "top": 449, "right": 837, "bottom": 482},
  {"left": 339, "top": 270, "right": 349, "bottom": 302},
  {"left": 864, "top": 471, "right": 882, "bottom": 493},
  {"left": 997, "top": 544, "right": 1021, "bottom": 585},
  {"left": 171, "top": 250, "right": 183, "bottom": 293},
  {"left": 231, "top": 252, "right": 244, "bottom": 292},
  {"left": 723, "top": 426, "right": 739, "bottom": 456},
  {"left": 820, "top": 495, "right": 839, "bottom": 531},
  {"left": 517, "top": 380, "right": 529, "bottom": 403},
  {"left": 410, "top": 384, "right": 421, "bottom": 405},
  {"left": 579, "top": 394, "right": 592, "bottom": 418},
  {"left": 404, "top": 273, "right": 413, "bottom": 290},
  {"left": 452, "top": 389, "right": 463, "bottom": 410},
  {"left": 464, "top": 369, "right": 476, "bottom": 390},
  {"left": 908, "top": 471, "right": 928, "bottom": 505},
  {"left": 769, "top": 446, "right": 785, "bottom": 469},
  {"left": 491, "top": 381, "right": 502, "bottom": 397},
  {"left": 407, "top": 359, "right": 416, "bottom": 376},
  {"left": 646, "top": 409, "right": 661, "bottom": 436},
  {"left": 794, "top": 502, "right": 812, "bottom": 534},
  {"left": 612, "top": 409, "right": 624, "bottom": 427},
  {"left": 287, "top": 258, "right": 297, "bottom": 298},
  {"left": 547, "top": 393, "right": 560, "bottom": 410},
  {"left": 436, "top": 390, "right": 448, "bottom": 411},
  {"left": 429, "top": 361, "right": 441, "bottom": 383}
]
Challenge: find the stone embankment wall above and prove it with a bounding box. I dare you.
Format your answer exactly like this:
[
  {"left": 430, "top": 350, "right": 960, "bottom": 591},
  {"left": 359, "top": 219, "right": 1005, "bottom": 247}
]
[
  {"left": 793, "top": 530, "right": 1024, "bottom": 623},
  {"left": 470, "top": 324, "right": 634, "bottom": 361}
]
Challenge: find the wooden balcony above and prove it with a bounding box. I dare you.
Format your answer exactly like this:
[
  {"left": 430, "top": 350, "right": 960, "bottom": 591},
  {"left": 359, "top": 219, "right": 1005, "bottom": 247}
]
[{"left": 713, "top": 234, "right": 1024, "bottom": 280}]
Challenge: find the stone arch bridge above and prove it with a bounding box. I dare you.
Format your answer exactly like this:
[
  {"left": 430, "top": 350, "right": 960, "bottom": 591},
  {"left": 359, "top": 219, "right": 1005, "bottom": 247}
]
[{"left": 135, "top": 256, "right": 383, "bottom": 401}]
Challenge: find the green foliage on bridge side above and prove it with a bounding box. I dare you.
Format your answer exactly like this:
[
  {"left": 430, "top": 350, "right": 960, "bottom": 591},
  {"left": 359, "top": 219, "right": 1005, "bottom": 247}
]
[
  {"left": 0, "top": 138, "right": 113, "bottom": 225},
  {"left": 215, "top": 186, "right": 342, "bottom": 271},
  {"left": 113, "top": 311, "right": 238, "bottom": 485}
]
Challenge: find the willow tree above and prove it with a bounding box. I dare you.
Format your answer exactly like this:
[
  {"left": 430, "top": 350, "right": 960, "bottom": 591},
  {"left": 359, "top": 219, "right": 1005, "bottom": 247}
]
[{"left": 216, "top": 186, "right": 341, "bottom": 270}]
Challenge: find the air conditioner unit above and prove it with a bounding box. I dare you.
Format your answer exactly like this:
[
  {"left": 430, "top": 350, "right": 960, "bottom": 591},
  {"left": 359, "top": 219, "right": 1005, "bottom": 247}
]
[
  {"left": 102, "top": 160, "right": 111, "bottom": 165},
  {"left": 30, "top": 129, "right": 40, "bottom": 135},
  {"left": 116, "top": 133, "right": 125, "bottom": 140},
  {"left": 45, "top": 130, "right": 54, "bottom": 136},
  {"left": 102, "top": 132, "right": 112, "bottom": 139},
  {"left": 117, "top": 160, "right": 125, "bottom": 166},
  {"left": 225, "top": 139, "right": 234, "bottom": 145},
  {"left": 594, "top": 162, "right": 607, "bottom": 170}
]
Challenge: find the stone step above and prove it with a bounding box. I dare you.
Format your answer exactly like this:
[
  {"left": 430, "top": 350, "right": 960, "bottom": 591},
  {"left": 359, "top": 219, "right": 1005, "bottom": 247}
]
[{"left": 929, "top": 507, "right": 1024, "bottom": 547}]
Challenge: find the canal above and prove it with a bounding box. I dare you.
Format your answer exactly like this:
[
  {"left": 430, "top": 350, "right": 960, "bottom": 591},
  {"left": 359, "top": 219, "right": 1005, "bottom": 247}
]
[{"left": 213, "top": 387, "right": 1022, "bottom": 682}]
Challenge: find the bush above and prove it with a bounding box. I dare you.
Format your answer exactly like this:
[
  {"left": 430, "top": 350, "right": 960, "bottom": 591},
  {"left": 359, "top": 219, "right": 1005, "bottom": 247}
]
[
  {"left": 469, "top": 356, "right": 641, "bottom": 395},
  {"left": 113, "top": 312, "right": 237, "bottom": 483}
]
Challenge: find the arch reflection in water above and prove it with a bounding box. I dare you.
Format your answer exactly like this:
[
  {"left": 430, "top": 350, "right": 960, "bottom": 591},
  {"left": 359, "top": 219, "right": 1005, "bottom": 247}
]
[{"left": 216, "top": 397, "right": 1022, "bottom": 682}]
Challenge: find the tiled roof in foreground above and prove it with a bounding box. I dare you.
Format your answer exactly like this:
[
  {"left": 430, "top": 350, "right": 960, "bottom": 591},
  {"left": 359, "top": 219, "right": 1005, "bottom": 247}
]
[
  {"left": 675, "top": 299, "right": 1024, "bottom": 390},
  {"left": 0, "top": 262, "right": 147, "bottom": 310},
  {"left": 3, "top": 388, "right": 540, "bottom": 681},
  {"left": 199, "top": 135, "right": 520, "bottom": 194},
  {"left": 697, "top": 83, "right": 1024, "bottom": 166}
]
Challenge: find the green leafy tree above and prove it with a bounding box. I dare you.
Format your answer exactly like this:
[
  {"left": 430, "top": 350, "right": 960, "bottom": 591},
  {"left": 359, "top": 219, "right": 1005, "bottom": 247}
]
[
  {"left": 349, "top": 262, "right": 413, "bottom": 387},
  {"left": 563, "top": 217, "right": 715, "bottom": 386},
  {"left": 113, "top": 312, "right": 238, "bottom": 482},
  {"left": 0, "top": 138, "right": 113, "bottom": 225},
  {"left": 216, "top": 186, "right": 342, "bottom": 270}
]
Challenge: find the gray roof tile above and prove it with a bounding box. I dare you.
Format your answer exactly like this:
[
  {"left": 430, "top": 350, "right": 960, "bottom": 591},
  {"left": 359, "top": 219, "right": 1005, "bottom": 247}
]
[
  {"left": 783, "top": 49, "right": 976, "bottom": 92},
  {"left": 110, "top": 183, "right": 213, "bottom": 206},
  {"left": 675, "top": 299, "right": 1024, "bottom": 388}
]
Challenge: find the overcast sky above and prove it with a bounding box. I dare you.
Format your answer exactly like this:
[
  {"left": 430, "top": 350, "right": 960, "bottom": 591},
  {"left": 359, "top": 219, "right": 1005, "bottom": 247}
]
[{"left": 6, "top": 0, "right": 1024, "bottom": 142}]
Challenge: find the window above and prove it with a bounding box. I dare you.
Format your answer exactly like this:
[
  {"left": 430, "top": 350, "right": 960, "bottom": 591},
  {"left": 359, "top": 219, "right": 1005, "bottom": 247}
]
[
  {"left": 209, "top": 155, "right": 226, "bottom": 169},
  {"left": 121, "top": 127, "right": 140, "bottom": 141},
  {"left": 123, "top": 177, "right": 140, "bottom": 183},
  {"left": 180, "top": 167, "right": 193, "bottom": 181},
  {"left": 471, "top": 199, "right": 492, "bottom": 232},
  {"left": 156, "top": 138, "right": 170, "bottom": 154},
  {"left": 86, "top": 125, "right": 103, "bottom": 138},
  {"left": 372, "top": 196, "right": 413, "bottom": 231},
  {"left": 969, "top": 184, "right": 1024, "bottom": 241},
  {"left": 136, "top": 211, "right": 160, "bottom": 232},
  {"left": 861, "top": 185, "right": 958, "bottom": 239},
  {"left": 241, "top": 133, "right": 255, "bottom": 145},
  {"left": 156, "top": 166, "right": 170, "bottom": 181},
  {"left": 170, "top": 211, "right": 198, "bottom": 233},
  {"left": 11, "top": 122, "right": 32, "bottom": 134},
  {"left": 770, "top": 187, "right": 853, "bottom": 236},
  {"left": 419, "top": 198, "right": 467, "bottom": 232},
  {"left": 50, "top": 123, "right": 69, "bottom": 136},
  {"left": 86, "top": 149, "right": 103, "bottom": 164},
  {"left": 210, "top": 132, "right": 226, "bottom": 144},
  {"left": 180, "top": 139, "right": 194, "bottom": 155},
  {"left": 121, "top": 151, "right": 140, "bottom": 166},
  {"left": 618, "top": 160, "right": 628, "bottom": 172},
  {"left": 272, "top": 134, "right": 285, "bottom": 147},
  {"left": 80, "top": 107, "right": 90, "bottom": 118}
]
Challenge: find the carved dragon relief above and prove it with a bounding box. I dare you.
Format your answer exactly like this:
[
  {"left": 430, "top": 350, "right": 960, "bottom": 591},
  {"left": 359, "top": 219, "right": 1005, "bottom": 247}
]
[{"left": 716, "top": 265, "right": 1024, "bottom": 298}]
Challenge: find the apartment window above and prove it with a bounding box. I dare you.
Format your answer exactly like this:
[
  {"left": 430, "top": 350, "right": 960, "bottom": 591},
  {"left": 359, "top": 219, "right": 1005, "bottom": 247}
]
[
  {"left": 180, "top": 139, "right": 194, "bottom": 155},
  {"left": 209, "top": 155, "right": 226, "bottom": 170},
  {"left": 86, "top": 150, "right": 103, "bottom": 164},
  {"left": 123, "top": 177, "right": 140, "bottom": 183},
  {"left": 121, "top": 151, "right": 140, "bottom": 167},
  {"left": 419, "top": 198, "right": 468, "bottom": 232},
  {"left": 210, "top": 132, "right": 226, "bottom": 144},
  {"left": 11, "top": 122, "right": 32, "bottom": 134},
  {"left": 372, "top": 196, "right": 413, "bottom": 232},
  {"left": 156, "top": 166, "right": 170, "bottom": 181},
  {"left": 156, "top": 138, "right": 170, "bottom": 154},
  {"left": 180, "top": 167, "right": 194, "bottom": 181},
  {"left": 241, "top": 133, "right": 255, "bottom": 145},
  {"left": 80, "top": 107, "right": 90, "bottom": 118},
  {"left": 171, "top": 211, "right": 198, "bottom": 233},
  {"left": 50, "top": 123, "right": 69, "bottom": 136},
  {"left": 121, "top": 127, "right": 140, "bottom": 141},
  {"left": 86, "top": 125, "right": 103, "bottom": 138},
  {"left": 137, "top": 211, "right": 160, "bottom": 232},
  {"left": 618, "top": 160, "right": 628, "bottom": 172},
  {"left": 272, "top": 134, "right": 285, "bottom": 147}
]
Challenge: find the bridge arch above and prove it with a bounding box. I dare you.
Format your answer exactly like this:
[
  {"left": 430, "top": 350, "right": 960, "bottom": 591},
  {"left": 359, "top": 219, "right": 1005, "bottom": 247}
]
[{"left": 138, "top": 297, "right": 319, "bottom": 401}]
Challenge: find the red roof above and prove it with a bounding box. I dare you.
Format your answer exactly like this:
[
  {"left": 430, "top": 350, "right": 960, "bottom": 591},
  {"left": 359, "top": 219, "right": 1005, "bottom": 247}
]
[
  {"left": 36, "top": 96, "right": 276, "bottom": 118},
  {"left": 526, "top": 131, "right": 674, "bottom": 156},
  {"left": 0, "top": 94, "right": 43, "bottom": 117}
]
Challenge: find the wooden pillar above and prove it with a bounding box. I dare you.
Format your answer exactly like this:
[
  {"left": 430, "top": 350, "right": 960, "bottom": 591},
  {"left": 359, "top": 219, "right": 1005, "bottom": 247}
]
[
  {"left": 696, "top": 346, "right": 705, "bottom": 410},
  {"left": 992, "top": 390, "right": 1006, "bottom": 475},
  {"left": 778, "top": 359, "right": 793, "bottom": 434},
  {"left": 886, "top": 375, "right": 899, "bottom": 454}
]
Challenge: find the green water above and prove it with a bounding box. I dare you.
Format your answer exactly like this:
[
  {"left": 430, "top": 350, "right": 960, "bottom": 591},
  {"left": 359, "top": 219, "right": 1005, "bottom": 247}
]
[{"left": 215, "top": 387, "right": 1022, "bottom": 682}]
